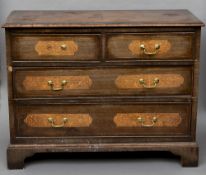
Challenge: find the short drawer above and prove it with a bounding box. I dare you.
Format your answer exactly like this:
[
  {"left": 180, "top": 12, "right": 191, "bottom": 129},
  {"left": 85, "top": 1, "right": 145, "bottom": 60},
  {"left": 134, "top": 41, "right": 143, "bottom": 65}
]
[
  {"left": 107, "top": 33, "right": 194, "bottom": 60},
  {"left": 14, "top": 67, "right": 192, "bottom": 97},
  {"left": 15, "top": 103, "right": 191, "bottom": 137},
  {"left": 11, "top": 34, "right": 101, "bottom": 60}
]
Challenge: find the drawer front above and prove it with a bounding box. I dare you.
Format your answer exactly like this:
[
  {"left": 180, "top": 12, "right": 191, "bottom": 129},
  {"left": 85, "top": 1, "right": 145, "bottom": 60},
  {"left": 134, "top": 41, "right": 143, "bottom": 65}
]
[
  {"left": 107, "top": 33, "right": 193, "bottom": 59},
  {"left": 11, "top": 34, "right": 100, "bottom": 60},
  {"left": 14, "top": 67, "right": 192, "bottom": 97},
  {"left": 16, "top": 103, "right": 190, "bottom": 137}
]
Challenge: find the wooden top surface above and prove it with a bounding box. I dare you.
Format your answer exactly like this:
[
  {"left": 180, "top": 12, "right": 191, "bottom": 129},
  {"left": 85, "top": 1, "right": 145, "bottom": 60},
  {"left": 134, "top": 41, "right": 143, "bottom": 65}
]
[{"left": 2, "top": 10, "right": 204, "bottom": 28}]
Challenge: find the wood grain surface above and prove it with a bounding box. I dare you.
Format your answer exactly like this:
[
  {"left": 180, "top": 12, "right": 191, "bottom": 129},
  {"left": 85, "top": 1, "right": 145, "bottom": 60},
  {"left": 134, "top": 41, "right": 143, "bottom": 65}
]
[
  {"left": 11, "top": 34, "right": 100, "bottom": 60},
  {"left": 14, "top": 67, "right": 192, "bottom": 97},
  {"left": 15, "top": 103, "right": 190, "bottom": 137},
  {"left": 2, "top": 10, "right": 204, "bottom": 28},
  {"left": 35, "top": 40, "right": 78, "bottom": 56},
  {"left": 3, "top": 10, "right": 203, "bottom": 168},
  {"left": 107, "top": 33, "right": 193, "bottom": 59},
  {"left": 22, "top": 75, "right": 92, "bottom": 90},
  {"left": 114, "top": 113, "right": 182, "bottom": 127},
  {"left": 24, "top": 114, "right": 92, "bottom": 128}
]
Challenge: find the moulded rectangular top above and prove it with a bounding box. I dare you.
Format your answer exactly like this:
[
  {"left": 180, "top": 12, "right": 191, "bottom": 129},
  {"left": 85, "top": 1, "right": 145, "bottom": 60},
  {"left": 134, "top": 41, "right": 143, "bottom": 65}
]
[{"left": 2, "top": 10, "right": 205, "bottom": 28}]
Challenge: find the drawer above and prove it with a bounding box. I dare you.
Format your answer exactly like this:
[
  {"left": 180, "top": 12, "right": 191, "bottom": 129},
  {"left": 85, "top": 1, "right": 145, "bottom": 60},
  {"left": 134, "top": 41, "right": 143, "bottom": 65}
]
[
  {"left": 11, "top": 34, "right": 101, "bottom": 60},
  {"left": 14, "top": 67, "right": 192, "bottom": 98},
  {"left": 107, "top": 33, "right": 194, "bottom": 60},
  {"left": 15, "top": 103, "right": 191, "bottom": 137}
]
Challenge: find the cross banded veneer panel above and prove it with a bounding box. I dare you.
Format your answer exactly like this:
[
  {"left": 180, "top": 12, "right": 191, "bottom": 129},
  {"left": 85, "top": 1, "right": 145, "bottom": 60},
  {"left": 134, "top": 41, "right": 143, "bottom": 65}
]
[
  {"left": 115, "top": 74, "right": 184, "bottom": 89},
  {"left": 114, "top": 113, "right": 182, "bottom": 127},
  {"left": 35, "top": 40, "right": 78, "bottom": 56},
  {"left": 24, "top": 114, "right": 92, "bottom": 128},
  {"left": 23, "top": 75, "right": 92, "bottom": 91}
]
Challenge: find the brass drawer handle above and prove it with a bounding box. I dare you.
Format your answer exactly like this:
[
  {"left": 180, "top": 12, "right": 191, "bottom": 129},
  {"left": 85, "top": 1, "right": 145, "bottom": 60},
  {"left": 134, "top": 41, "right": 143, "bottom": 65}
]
[
  {"left": 48, "top": 117, "right": 68, "bottom": 128},
  {"left": 48, "top": 80, "right": 68, "bottom": 91},
  {"left": 139, "top": 78, "right": 159, "bottom": 89},
  {"left": 140, "top": 44, "right": 160, "bottom": 56},
  {"left": 60, "top": 44, "right": 67, "bottom": 50},
  {"left": 137, "top": 117, "right": 158, "bottom": 127}
]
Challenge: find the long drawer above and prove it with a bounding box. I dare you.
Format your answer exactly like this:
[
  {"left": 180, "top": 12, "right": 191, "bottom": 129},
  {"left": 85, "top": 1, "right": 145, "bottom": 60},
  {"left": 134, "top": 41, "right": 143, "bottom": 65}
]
[
  {"left": 15, "top": 103, "right": 191, "bottom": 137},
  {"left": 14, "top": 66, "right": 192, "bottom": 98}
]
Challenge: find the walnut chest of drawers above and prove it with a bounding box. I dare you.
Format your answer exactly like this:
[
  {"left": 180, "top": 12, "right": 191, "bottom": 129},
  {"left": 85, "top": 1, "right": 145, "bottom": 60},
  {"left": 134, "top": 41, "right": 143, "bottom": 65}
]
[{"left": 3, "top": 10, "right": 204, "bottom": 169}]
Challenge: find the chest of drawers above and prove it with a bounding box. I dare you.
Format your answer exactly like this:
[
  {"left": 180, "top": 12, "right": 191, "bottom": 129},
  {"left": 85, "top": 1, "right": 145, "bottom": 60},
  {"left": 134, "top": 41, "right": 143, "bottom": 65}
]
[{"left": 3, "top": 10, "right": 204, "bottom": 169}]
